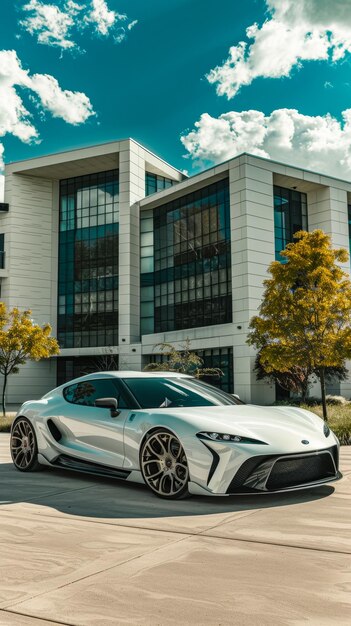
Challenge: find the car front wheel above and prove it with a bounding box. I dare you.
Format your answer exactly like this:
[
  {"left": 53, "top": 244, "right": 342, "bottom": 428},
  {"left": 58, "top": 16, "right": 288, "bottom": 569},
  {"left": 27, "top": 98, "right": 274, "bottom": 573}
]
[
  {"left": 140, "top": 429, "right": 190, "bottom": 499},
  {"left": 11, "top": 417, "right": 41, "bottom": 472}
]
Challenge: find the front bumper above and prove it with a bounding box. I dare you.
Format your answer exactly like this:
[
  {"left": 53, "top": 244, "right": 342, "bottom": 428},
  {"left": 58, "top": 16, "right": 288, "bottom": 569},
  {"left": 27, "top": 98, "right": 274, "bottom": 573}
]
[
  {"left": 225, "top": 445, "right": 340, "bottom": 494},
  {"left": 186, "top": 440, "right": 341, "bottom": 496}
]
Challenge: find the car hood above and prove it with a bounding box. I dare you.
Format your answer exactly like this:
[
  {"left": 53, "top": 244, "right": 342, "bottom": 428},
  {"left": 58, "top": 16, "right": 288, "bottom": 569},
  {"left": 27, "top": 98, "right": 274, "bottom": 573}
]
[{"left": 143, "top": 404, "right": 328, "bottom": 449}]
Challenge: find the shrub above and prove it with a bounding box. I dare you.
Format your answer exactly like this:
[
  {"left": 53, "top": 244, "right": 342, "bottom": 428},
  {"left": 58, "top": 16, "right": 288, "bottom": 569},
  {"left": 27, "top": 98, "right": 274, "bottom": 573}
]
[
  {"left": 274, "top": 396, "right": 349, "bottom": 407},
  {"left": 325, "top": 395, "right": 349, "bottom": 405}
]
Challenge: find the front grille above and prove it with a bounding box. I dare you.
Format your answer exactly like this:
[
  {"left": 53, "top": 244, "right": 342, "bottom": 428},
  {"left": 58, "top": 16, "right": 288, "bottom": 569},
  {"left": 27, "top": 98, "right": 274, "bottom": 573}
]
[
  {"left": 266, "top": 452, "right": 336, "bottom": 490},
  {"left": 226, "top": 445, "right": 338, "bottom": 493}
]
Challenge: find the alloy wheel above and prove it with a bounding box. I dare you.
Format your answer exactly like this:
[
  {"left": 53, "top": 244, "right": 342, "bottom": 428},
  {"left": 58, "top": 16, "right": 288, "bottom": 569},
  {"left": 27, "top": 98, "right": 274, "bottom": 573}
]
[
  {"left": 141, "top": 430, "right": 189, "bottom": 498},
  {"left": 11, "top": 418, "right": 37, "bottom": 470}
]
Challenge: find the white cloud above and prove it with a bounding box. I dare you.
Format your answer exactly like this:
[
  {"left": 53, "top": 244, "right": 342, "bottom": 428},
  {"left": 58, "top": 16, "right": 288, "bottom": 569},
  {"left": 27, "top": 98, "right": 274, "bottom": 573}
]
[
  {"left": 207, "top": 0, "right": 351, "bottom": 98},
  {"left": 30, "top": 74, "right": 95, "bottom": 123},
  {"left": 181, "top": 108, "right": 351, "bottom": 180},
  {"left": 86, "top": 0, "right": 125, "bottom": 36},
  {"left": 0, "top": 86, "right": 38, "bottom": 142},
  {"left": 0, "top": 49, "right": 95, "bottom": 200},
  {"left": 20, "top": 0, "right": 137, "bottom": 51},
  {"left": 20, "top": 0, "right": 79, "bottom": 50}
]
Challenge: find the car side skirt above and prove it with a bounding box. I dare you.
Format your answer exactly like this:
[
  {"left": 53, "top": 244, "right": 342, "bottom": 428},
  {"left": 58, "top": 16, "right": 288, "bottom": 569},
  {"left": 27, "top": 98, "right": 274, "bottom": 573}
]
[{"left": 48, "top": 453, "right": 131, "bottom": 480}]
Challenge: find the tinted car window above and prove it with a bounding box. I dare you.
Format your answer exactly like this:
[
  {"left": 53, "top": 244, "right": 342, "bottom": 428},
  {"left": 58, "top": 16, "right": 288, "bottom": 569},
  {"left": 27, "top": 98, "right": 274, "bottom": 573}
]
[
  {"left": 123, "top": 377, "right": 240, "bottom": 409},
  {"left": 63, "top": 379, "right": 128, "bottom": 408}
]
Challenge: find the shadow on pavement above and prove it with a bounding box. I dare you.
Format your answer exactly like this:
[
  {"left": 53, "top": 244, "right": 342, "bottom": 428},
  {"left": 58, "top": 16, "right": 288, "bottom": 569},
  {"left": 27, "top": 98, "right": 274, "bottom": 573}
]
[{"left": 0, "top": 462, "right": 335, "bottom": 520}]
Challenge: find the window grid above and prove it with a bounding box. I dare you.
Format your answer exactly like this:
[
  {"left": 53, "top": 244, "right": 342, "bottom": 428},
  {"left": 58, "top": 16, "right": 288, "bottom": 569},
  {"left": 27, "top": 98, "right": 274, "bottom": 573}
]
[
  {"left": 0, "top": 233, "right": 4, "bottom": 269},
  {"left": 57, "top": 355, "right": 119, "bottom": 386},
  {"left": 149, "top": 347, "right": 234, "bottom": 393},
  {"left": 274, "top": 185, "right": 308, "bottom": 261},
  {"left": 150, "top": 178, "right": 232, "bottom": 332},
  {"left": 58, "top": 170, "right": 119, "bottom": 349},
  {"left": 145, "top": 172, "right": 175, "bottom": 196},
  {"left": 140, "top": 210, "right": 155, "bottom": 335}
]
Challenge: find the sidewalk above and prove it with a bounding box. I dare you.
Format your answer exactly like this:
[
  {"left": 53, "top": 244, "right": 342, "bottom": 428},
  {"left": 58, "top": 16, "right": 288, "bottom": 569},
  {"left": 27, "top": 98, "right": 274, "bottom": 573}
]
[{"left": 0, "top": 434, "right": 350, "bottom": 625}]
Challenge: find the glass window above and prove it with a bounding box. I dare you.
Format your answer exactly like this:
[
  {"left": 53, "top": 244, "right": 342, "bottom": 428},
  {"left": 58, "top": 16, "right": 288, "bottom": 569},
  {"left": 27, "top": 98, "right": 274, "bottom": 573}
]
[
  {"left": 63, "top": 378, "right": 128, "bottom": 408},
  {"left": 124, "top": 376, "right": 239, "bottom": 409},
  {"left": 149, "top": 347, "right": 233, "bottom": 392},
  {"left": 148, "top": 178, "right": 231, "bottom": 333},
  {"left": 0, "top": 233, "right": 4, "bottom": 269},
  {"left": 145, "top": 172, "right": 176, "bottom": 196},
  {"left": 57, "top": 355, "right": 119, "bottom": 385},
  {"left": 58, "top": 170, "right": 119, "bottom": 348},
  {"left": 274, "top": 185, "right": 308, "bottom": 261},
  {"left": 141, "top": 180, "right": 232, "bottom": 336}
]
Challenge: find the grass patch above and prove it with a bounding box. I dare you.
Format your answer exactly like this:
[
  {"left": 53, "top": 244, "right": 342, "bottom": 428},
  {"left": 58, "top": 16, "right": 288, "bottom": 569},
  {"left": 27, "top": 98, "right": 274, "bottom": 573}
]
[{"left": 0, "top": 413, "right": 16, "bottom": 433}]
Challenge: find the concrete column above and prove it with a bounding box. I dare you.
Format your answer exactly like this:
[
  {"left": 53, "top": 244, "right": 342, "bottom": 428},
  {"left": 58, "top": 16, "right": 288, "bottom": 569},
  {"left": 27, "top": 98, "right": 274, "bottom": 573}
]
[
  {"left": 118, "top": 140, "right": 145, "bottom": 370},
  {"left": 1, "top": 172, "right": 57, "bottom": 405},
  {"left": 230, "top": 157, "right": 275, "bottom": 404},
  {"left": 307, "top": 186, "right": 351, "bottom": 398},
  {"left": 307, "top": 186, "right": 350, "bottom": 272}
]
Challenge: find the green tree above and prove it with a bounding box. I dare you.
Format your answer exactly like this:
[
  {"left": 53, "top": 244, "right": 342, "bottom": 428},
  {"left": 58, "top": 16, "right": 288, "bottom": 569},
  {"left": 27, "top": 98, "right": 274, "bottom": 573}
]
[
  {"left": 0, "top": 304, "right": 60, "bottom": 416},
  {"left": 247, "top": 230, "right": 351, "bottom": 420},
  {"left": 144, "top": 338, "right": 223, "bottom": 381}
]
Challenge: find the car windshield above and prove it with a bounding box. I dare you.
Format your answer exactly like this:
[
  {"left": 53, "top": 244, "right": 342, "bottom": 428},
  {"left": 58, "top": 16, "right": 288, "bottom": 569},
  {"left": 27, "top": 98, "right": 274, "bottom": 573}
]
[{"left": 123, "top": 377, "right": 242, "bottom": 409}]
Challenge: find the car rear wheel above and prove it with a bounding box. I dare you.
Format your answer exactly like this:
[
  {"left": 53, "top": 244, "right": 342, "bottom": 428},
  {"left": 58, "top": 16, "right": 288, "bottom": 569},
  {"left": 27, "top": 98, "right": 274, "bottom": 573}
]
[
  {"left": 140, "top": 429, "right": 190, "bottom": 499},
  {"left": 11, "top": 417, "right": 41, "bottom": 472}
]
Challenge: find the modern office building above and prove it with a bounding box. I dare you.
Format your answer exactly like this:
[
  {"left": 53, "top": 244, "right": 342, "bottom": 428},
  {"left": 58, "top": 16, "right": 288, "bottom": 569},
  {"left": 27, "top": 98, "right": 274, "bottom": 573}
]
[{"left": 2, "top": 138, "right": 351, "bottom": 406}]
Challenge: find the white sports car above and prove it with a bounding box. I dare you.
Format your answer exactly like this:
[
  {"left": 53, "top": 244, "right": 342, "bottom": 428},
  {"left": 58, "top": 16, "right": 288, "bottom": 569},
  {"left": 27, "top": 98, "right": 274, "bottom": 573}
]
[{"left": 10, "top": 371, "right": 341, "bottom": 499}]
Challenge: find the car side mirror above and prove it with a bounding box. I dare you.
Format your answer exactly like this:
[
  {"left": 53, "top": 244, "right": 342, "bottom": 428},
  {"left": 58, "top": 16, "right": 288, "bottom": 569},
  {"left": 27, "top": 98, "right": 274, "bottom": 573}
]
[
  {"left": 94, "top": 397, "right": 120, "bottom": 418},
  {"left": 232, "top": 394, "right": 240, "bottom": 400}
]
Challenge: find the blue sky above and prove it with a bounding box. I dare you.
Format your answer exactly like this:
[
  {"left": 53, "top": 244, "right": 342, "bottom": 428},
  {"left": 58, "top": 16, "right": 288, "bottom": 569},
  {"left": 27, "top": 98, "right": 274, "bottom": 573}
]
[{"left": 2, "top": 0, "right": 351, "bottom": 193}]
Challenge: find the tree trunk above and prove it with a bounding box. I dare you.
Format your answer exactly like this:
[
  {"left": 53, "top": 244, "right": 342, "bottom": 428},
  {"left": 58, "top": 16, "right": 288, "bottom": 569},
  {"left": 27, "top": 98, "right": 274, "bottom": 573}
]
[
  {"left": 320, "top": 367, "right": 328, "bottom": 422},
  {"left": 301, "top": 379, "right": 309, "bottom": 403},
  {"left": 2, "top": 374, "right": 7, "bottom": 417}
]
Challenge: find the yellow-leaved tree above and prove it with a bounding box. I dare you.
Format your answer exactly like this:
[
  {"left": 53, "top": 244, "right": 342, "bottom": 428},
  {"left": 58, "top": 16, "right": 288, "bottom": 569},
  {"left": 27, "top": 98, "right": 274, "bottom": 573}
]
[
  {"left": 247, "top": 230, "right": 351, "bottom": 421},
  {"left": 0, "top": 304, "right": 60, "bottom": 416}
]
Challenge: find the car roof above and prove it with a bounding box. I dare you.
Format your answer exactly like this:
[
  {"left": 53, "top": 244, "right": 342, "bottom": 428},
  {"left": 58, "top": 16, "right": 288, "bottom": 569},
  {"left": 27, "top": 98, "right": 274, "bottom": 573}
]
[
  {"left": 49, "top": 370, "right": 192, "bottom": 395},
  {"left": 79, "top": 370, "right": 191, "bottom": 380}
]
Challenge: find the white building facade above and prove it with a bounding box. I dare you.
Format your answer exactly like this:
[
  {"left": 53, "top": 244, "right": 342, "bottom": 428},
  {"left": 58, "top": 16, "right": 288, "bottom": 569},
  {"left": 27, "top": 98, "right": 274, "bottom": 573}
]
[{"left": 2, "top": 138, "right": 351, "bottom": 405}]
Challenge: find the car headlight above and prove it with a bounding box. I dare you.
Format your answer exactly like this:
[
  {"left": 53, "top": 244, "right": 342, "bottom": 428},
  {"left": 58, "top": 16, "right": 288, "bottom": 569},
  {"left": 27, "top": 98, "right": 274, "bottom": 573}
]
[
  {"left": 323, "top": 422, "right": 330, "bottom": 437},
  {"left": 197, "top": 432, "right": 268, "bottom": 445}
]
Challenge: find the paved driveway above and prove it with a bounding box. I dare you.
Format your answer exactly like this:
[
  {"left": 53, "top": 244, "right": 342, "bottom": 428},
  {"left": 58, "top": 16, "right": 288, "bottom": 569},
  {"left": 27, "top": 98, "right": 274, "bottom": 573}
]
[{"left": 0, "top": 433, "right": 350, "bottom": 626}]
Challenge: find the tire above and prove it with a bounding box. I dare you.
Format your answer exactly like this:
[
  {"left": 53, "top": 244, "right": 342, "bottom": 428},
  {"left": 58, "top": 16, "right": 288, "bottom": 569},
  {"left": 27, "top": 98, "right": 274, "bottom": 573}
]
[
  {"left": 10, "top": 417, "right": 42, "bottom": 472},
  {"left": 140, "top": 428, "right": 190, "bottom": 499}
]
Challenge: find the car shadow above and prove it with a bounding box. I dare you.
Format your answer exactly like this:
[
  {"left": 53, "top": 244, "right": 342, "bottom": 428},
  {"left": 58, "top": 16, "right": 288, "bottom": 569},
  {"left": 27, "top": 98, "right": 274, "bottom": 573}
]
[{"left": 0, "top": 462, "right": 336, "bottom": 520}]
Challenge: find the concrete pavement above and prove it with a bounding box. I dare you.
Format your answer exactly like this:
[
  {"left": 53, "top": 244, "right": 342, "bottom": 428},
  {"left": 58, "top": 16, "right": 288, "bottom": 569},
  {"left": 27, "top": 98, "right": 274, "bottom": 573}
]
[{"left": 0, "top": 433, "right": 350, "bottom": 625}]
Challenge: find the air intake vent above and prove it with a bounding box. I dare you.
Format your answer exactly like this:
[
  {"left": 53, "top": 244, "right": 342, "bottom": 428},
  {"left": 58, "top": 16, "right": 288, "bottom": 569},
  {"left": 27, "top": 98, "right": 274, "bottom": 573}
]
[
  {"left": 0, "top": 203, "right": 9, "bottom": 212},
  {"left": 266, "top": 453, "right": 335, "bottom": 490},
  {"left": 47, "top": 419, "right": 62, "bottom": 442}
]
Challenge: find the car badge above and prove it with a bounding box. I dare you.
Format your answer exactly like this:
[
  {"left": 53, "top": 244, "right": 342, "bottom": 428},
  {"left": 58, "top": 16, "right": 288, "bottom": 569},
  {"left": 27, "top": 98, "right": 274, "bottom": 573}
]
[{"left": 301, "top": 440, "right": 309, "bottom": 445}]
